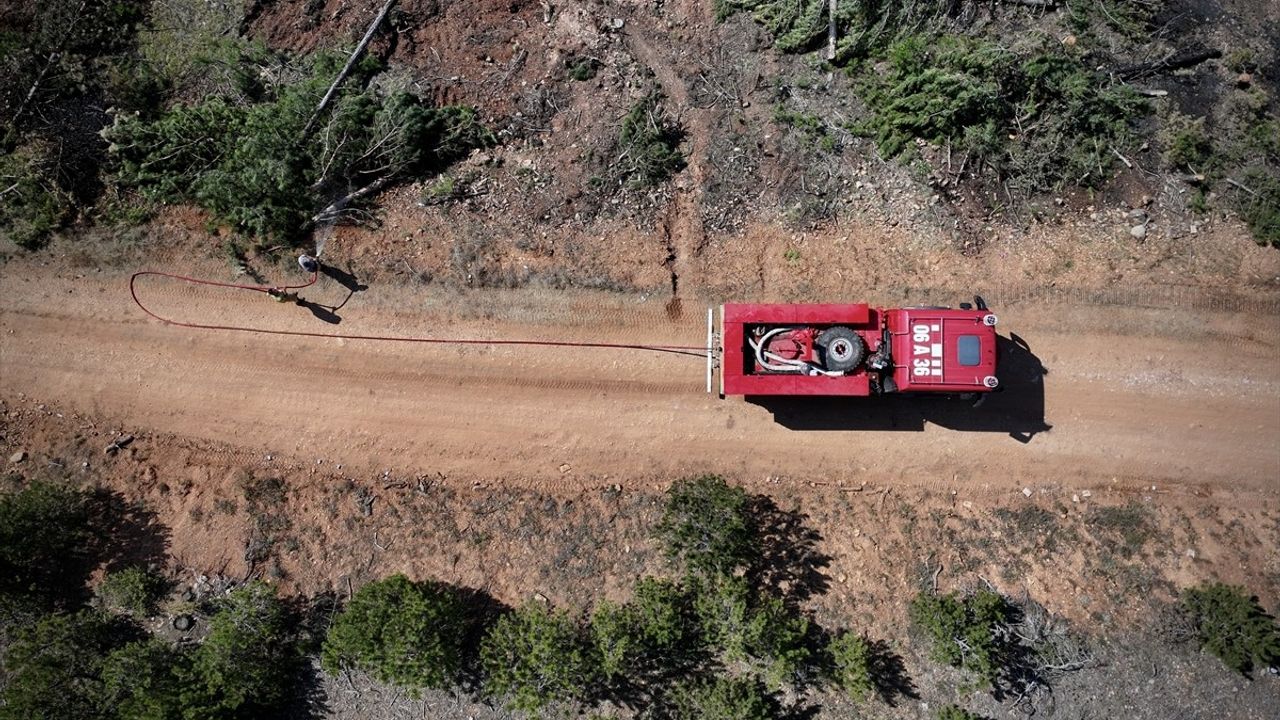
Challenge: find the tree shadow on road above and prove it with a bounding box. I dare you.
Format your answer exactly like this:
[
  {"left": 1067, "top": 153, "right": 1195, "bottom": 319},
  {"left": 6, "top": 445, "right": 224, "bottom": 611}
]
[
  {"left": 746, "top": 496, "right": 832, "bottom": 608},
  {"left": 86, "top": 488, "right": 171, "bottom": 574}
]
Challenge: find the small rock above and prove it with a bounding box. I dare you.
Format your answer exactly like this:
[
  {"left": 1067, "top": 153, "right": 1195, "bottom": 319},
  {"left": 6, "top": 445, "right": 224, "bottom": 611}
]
[
  {"left": 962, "top": 500, "right": 973, "bottom": 509},
  {"left": 1022, "top": 487, "right": 1033, "bottom": 497},
  {"left": 8, "top": 450, "right": 26, "bottom": 464},
  {"left": 558, "top": 463, "right": 571, "bottom": 474},
  {"left": 1072, "top": 493, "right": 1080, "bottom": 503},
  {"left": 609, "top": 17, "right": 625, "bottom": 30},
  {"left": 1186, "top": 548, "right": 1197, "bottom": 559},
  {"left": 1081, "top": 490, "right": 1092, "bottom": 498},
  {"left": 533, "top": 592, "right": 549, "bottom": 604},
  {"left": 836, "top": 573, "right": 847, "bottom": 584},
  {"left": 1062, "top": 34, "right": 1077, "bottom": 47},
  {"left": 173, "top": 615, "right": 194, "bottom": 632},
  {"left": 1236, "top": 72, "right": 1253, "bottom": 88},
  {"left": 1130, "top": 224, "right": 1147, "bottom": 239}
]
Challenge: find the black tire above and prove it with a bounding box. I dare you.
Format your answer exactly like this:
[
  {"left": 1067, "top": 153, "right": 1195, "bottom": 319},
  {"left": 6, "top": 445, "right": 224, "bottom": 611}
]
[{"left": 815, "top": 326, "right": 866, "bottom": 372}]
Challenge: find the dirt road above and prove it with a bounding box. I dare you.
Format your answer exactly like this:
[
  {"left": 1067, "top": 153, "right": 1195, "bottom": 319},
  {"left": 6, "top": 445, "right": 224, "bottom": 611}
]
[{"left": 2, "top": 260, "right": 1277, "bottom": 494}]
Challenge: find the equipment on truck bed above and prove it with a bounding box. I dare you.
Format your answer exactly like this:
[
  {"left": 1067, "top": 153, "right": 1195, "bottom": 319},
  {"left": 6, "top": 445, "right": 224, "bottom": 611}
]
[{"left": 708, "top": 297, "right": 999, "bottom": 399}]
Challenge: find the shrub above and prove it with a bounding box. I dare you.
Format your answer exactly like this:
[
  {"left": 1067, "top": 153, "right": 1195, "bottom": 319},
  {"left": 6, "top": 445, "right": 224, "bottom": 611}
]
[
  {"left": 568, "top": 57, "right": 599, "bottom": 81},
  {"left": 0, "top": 481, "right": 91, "bottom": 608},
  {"left": 828, "top": 631, "right": 874, "bottom": 702},
  {"left": 857, "top": 36, "right": 1145, "bottom": 192},
  {"left": 668, "top": 675, "right": 774, "bottom": 720},
  {"left": 321, "top": 574, "right": 468, "bottom": 692},
  {"left": 98, "top": 566, "right": 166, "bottom": 616},
  {"left": 0, "top": 610, "right": 128, "bottom": 720},
  {"left": 1181, "top": 582, "right": 1280, "bottom": 676},
  {"left": 717, "top": 0, "right": 948, "bottom": 61},
  {"left": 1234, "top": 168, "right": 1280, "bottom": 248},
  {"left": 591, "top": 577, "right": 692, "bottom": 679},
  {"left": 104, "top": 48, "right": 493, "bottom": 243},
  {"left": 694, "top": 576, "right": 810, "bottom": 688},
  {"left": 655, "top": 475, "right": 757, "bottom": 577},
  {"left": 909, "top": 589, "right": 1012, "bottom": 687},
  {"left": 480, "top": 602, "right": 598, "bottom": 712},
  {"left": 1161, "top": 113, "right": 1214, "bottom": 172},
  {"left": 180, "top": 581, "right": 299, "bottom": 718},
  {"left": 100, "top": 638, "right": 186, "bottom": 719},
  {"left": 616, "top": 94, "right": 685, "bottom": 188},
  {"left": 0, "top": 144, "right": 73, "bottom": 250}
]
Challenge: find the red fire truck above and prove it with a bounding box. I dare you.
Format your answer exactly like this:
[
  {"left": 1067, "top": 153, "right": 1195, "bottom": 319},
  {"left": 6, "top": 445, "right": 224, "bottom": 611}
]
[{"left": 710, "top": 298, "right": 999, "bottom": 398}]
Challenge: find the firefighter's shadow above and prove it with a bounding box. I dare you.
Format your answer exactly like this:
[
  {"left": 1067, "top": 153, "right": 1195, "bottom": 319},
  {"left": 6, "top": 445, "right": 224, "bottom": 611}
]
[
  {"left": 295, "top": 264, "right": 370, "bottom": 324},
  {"left": 748, "top": 333, "right": 1051, "bottom": 442}
]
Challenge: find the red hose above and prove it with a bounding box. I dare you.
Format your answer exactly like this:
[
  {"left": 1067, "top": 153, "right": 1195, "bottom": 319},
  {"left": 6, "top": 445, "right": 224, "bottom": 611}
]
[{"left": 129, "top": 269, "right": 706, "bottom": 358}]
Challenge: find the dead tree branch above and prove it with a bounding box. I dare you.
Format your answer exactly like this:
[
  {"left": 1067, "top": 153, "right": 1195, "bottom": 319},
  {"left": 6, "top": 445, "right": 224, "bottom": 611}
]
[
  {"left": 1117, "top": 46, "right": 1222, "bottom": 81},
  {"left": 300, "top": 0, "right": 397, "bottom": 142}
]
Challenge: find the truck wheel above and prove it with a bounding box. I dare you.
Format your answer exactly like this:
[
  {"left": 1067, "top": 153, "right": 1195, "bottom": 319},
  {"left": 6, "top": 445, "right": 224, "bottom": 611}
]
[{"left": 816, "top": 326, "right": 866, "bottom": 372}]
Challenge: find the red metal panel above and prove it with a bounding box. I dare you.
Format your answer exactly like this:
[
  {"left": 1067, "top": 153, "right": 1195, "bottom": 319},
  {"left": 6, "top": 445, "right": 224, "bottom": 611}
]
[
  {"left": 723, "top": 303, "right": 871, "bottom": 326},
  {"left": 888, "top": 309, "right": 997, "bottom": 392}
]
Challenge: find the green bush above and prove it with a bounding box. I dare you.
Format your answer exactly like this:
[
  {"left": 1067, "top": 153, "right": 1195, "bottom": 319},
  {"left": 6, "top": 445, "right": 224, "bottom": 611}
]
[
  {"left": 480, "top": 602, "right": 598, "bottom": 712},
  {"left": 857, "top": 36, "right": 1145, "bottom": 192},
  {"left": 694, "top": 575, "right": 810, "bottom": 688},
  {"left": 717, "top": 0, "right": 948, "bottom": 61},
  {"left": 100, "top": 638, "right": 186, "bottom": 719},
  {"left": 0, "top": 610, "right": 127, "bottom": 720},
  {"left": 0, "top": 144, "right": 74, "bottom": 249},
  {"left": 1234, "top": 169, "right": 1280, "bottom": 248},
  {"left": 568, "top": 57, "right": 599, "bottom": 81},
  {"left": 321, "top": 574, "right": 469, "bottom": 692},
  {"left": 909, "top": 589, "right": 1012, "bottom": 687},
  {"left": 591, "top": 577, "right": 692, "bottom": 679},
  {"left": 655, "top": 475, "right": 757, "bottom": 577},
  {"left": 1181, "top": 582, "right": 1280, "bottom": 676},
  {"left": 1161, "top": 113, "right": 1213, "bottom": 172},
  {"left": 616, "top": 94, "right": 685, "bottom": 188},
  {"left": 668, "top": 675, "right": 774, "bottom": 720},
  {"left": 98, "top": 566, "right": 166, "bottom": 616},
  {"left": 104, "top": 47, "right": 493, "bottom": 243},
  {"left": 828, "top": 631, "right": 874, "bottom": 702},
  {"left": 180, "top": 581, "right": 300, "bottom": 718},
  {"left": 0, "top": 481, "right": 91, "bottom": 608}
]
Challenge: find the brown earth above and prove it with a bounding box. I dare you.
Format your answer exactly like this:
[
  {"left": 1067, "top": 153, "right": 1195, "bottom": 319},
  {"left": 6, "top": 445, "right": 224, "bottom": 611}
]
[
  {"left": 2, "top": 224, "right": 1279, "bottom": 617},
  {"left": 2, "top": 1, "right": 1279, "bottom": 715}
]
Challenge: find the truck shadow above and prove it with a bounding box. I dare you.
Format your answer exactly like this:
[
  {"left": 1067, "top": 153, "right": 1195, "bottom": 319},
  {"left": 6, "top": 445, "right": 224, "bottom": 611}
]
[{"left": 747, "top": 334, "right": 1051, "bottom": 441}]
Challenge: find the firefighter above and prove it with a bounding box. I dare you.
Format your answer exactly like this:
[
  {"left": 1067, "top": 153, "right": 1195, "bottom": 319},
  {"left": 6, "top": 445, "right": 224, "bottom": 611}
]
[
  {"left": 298, "top": 254, "right": 320, "bottom": 273},
  {"left": 267, "top": 288, "right": 300, "bottom": 304}
]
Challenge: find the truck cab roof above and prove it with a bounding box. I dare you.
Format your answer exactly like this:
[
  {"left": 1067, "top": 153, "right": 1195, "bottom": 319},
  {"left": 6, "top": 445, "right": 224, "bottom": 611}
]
[{"left": 885, "top": 309, "right": 999, "bottom": 393}]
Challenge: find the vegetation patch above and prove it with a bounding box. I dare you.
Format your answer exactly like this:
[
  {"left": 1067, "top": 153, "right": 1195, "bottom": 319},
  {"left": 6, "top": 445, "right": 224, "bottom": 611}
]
[
  {"left": 104, "top": 48, "right": 492, "bottom": 243},
  {"left": 1181, "top": 582, "right": 1280, "bottom": 676},
  {"left": 909, "top": 589, "right": 1013, "bottom": 688},
  {"left": 856, "top": 35, "right": 1145, "bottom": 193},
  {"left": 321, "top": 574, "right": 469, "bottom": 693},
  {"left": 480, "top": 602, "right": 598, "bottom": 712},
  {"left": 97, "top": 567, "right": 166, "bottom": 617},
  {"left": 613, "top": 93, "right": 686, "bottom": 189}
]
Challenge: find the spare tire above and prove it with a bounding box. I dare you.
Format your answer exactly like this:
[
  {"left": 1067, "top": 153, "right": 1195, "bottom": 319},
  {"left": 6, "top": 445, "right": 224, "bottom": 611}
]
[{"left": 815, "top": 326, "right": 866, "bottom": 372}]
